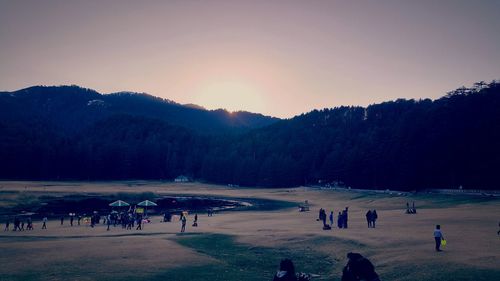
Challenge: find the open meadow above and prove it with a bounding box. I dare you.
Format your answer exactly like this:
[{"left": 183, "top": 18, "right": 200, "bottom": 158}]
[{"left": 0, "top": 181, "right": 499, "bottom": 281}]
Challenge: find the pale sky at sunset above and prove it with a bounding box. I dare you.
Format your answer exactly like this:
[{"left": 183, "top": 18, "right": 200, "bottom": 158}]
[{"left": 1, "top": 0, "right": 499, "bottom": 118}]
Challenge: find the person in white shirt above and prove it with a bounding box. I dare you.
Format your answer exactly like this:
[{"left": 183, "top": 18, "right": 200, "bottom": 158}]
[{"left": 434, "top": 225, "right": 444, "bottom": 251}]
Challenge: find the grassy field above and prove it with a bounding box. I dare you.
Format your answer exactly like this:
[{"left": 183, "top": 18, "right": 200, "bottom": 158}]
[{"left": 0, "top": 181, "right": 499, "bottom": 281}]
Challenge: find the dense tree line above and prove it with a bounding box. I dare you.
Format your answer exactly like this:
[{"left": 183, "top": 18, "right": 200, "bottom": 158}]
[{"left": 0, "top": 82, "right": 499, "bottom": 190}]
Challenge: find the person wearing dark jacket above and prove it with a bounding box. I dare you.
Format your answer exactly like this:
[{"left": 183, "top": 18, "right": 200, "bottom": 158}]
[
  {"left": 341, "top": 252, "right": 380, "bottom": 281},
  {"left": 372, "top": 210, "right": 378, "bottom": 228},
  {"left": 365, "top": 210, "right": 372, "bottom": 228},
  {"left": 273, "top": 259, "right": 297, "bottom": 281}
]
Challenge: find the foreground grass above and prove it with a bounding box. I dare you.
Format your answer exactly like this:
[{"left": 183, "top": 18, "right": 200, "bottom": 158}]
[
  {"left": 2, "top": 233, "right": 499, "bottom": 281},
  {"left": 146, "top": 233, "right": 338, "bottom": 281},
  {"left": 147, "top": 234, "right": 500, "bottom": 281}
]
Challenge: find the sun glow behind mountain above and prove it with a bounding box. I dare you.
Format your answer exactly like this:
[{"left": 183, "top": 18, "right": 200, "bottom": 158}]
[{"left": 193, "top": 79, "right": 264, "bottom": 113}]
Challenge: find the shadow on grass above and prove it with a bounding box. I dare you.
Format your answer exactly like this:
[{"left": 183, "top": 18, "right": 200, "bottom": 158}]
[{"left": 142, "top": 233, "right": 337, "bottom": 281}]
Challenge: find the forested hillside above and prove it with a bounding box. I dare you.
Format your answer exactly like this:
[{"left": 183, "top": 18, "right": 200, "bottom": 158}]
[{"left": 1, "top": 82, "right": 499, "bottom": 190}]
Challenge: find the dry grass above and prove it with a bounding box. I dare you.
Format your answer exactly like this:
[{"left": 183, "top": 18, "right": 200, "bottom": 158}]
[{"left": 0, "top": 181, "right": 499, "bottom": 280}]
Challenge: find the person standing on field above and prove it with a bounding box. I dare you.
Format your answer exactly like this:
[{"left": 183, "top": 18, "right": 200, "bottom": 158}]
[
  {"left": 42, "top": 217, "right": 48, "bottom": 229},
  {"left": 434, "top": 225, "right": 445, "bottom": 252},
  {"left": 365, "top": 210, "right": 372, "bottom": 228},
  {"left": 372, "top": 210, "right": 378, "bottom": 228},
  {"left": 181, "top": 215, "right": 187, "bottom": 232}
]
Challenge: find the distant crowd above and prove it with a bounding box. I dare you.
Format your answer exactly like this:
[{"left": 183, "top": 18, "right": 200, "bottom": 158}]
[
  {"left": 3, "top": 208, "right": 216, "bottom": 233},
  {"left": 317, "top": 207, "right": 378, "bottom": 230}
]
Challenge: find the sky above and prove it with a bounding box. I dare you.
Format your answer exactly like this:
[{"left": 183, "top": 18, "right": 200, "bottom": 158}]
[{"left": 1, "top": 0, "right": 499, "bottom": 118}]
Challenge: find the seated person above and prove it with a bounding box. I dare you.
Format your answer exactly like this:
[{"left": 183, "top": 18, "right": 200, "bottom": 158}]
[{"left": 341, "top": 252, "right": 380, "bottom": 281}]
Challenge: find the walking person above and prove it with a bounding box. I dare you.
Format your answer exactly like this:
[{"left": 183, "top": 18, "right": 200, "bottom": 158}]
[
  {"left": 42, "top": 217, "right": 48, "bottom": 229},
  {"left": 434, "top": 225, "right": 445, "bottom": 252},
  {"left": 372, "top": 210, "right": 378, "bottom": 228},
  {"left": 13, "top": 217, "right": 20, "bottom": 231},
  {"left": 107, "top": 214, "right": 111, "bottom": 231},
  {"left": 136, "top": 216, "right": 142, "bottom": 230},
  {"left": 181, "top": 215, "right": 186, "bottom": 233},
  {"left": 193, "top": 213, "right": 198, "bottom": 227},
  {"left": 329, "top": 211, "right": 334, "bottom": 227},
  {"left": 26, "top": 217, "right": 33, "bottom": 230},
  {"left": 127, "top": 214, "right": 133, "bottom": 230}
]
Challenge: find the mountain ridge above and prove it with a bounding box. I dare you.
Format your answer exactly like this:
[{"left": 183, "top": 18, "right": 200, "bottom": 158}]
[
  {"left": 1, "top": 81, "right": 499, "bottom": 190},
  {"left": 0, "top": 85, "right": 279, "bottom": 134}
]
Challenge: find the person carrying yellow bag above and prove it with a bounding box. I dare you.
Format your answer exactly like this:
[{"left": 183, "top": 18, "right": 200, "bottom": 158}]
[{"left": 434, "top": 225, "right": 445, "bottom": 252}]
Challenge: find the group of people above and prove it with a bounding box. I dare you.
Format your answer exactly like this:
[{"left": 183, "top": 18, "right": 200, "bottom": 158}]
[
  {"left": 3, "top": 209, "right": 190, "bottom": 232},
  {"left": 317, "top": 207, "right": 350, "bottom": 230},
  {"left": 4, "top": 216, "right": 34, "bottom": 231},
  {"left": 365, "top": 210, "right": 378, "bottom": 228},
  {"left": 272, "top": 253, "right": 381, "bottom": 281},
  {"left": 105, "top": 211, "right": 145, "bottom": 231},
  {"left": 179, "top": 212, "right": 199, "bottom": 233},
  {"left": 406, "top": 202, "right": 417, "bottom": 214}
]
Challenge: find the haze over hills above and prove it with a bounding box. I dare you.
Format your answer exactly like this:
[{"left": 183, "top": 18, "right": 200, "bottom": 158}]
[{"left": 0, "top": 81, "right": 499, "bottom": 190}]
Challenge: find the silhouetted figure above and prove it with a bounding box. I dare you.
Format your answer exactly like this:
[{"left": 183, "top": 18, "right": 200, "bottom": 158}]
[
  {"left": 329, "top": 211, "right": 334, "bottom": 226},
  {"left": 26, "top": 217, "right": 33, "bottom": 230},
  {"left": 107, "top": 214, "right": 111, "bottom": 231},
  {"left": 372, "top": 210, "right": 378, "bottom": 228},
  {"left": 341, "top": 252, "right": 380, "bottom": 281},
  {"left": 181, "top": 215, "right": 186, "bottom": 232},
  {"left": 366, "top": 210, "right": 372, "bottom": 228},
  {"left": 321, "top": 209, "right": 327, "bottom": 227},
  {"left": 497, "top": 222, "right": 500, "bottom": 236},
  {"left": 4, "top": 220, "right": 9, "bottom": 231},
  {"left": 77, "top": 215, "right": 81, "bottom": 226},
  {"left": 342, "top": 253, "right": 378, "bottom": 281},
  {"left": 136, "top": 216, "right": 142, "bottom": 230},
  {"left": 193, "top": 213, "right": 198, "bottom": 227},
  {"left": 60, "top": 216, "right": 64, "bottom": 226},
  {"left": 127, "top": 214, "right": 133, "bottom": 229},
  {"left": 13, "top": 217, "right": 20, "bottom": 231},
  {"left": 342, "top": 207, "right": 349, "bottom": 228},
  {"left": 337, "top": 212, "right": 343, "bottom": 228},
  {"left": 272, "top": 259, "right": 297, "bottom": 281},
  {"left": 70, "top": 215, "right": 74, "bottom": 226},
  {"left": 434, "top": 225, "right": 444, "bottom": 252},
  {"left": 42, "top": 217, "right": 47, "bottom": 229},
  {"left": 164, "top": 212, "right": 171, "bottom": 222}
]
